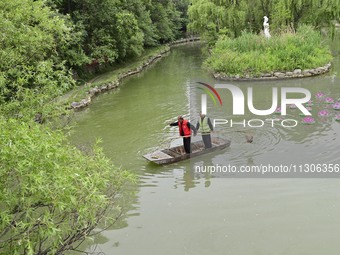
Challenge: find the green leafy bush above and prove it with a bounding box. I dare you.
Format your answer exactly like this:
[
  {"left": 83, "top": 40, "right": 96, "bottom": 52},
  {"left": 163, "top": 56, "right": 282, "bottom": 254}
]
[{"left": 0, "top": 117, "right": 134, "bottom": 254}]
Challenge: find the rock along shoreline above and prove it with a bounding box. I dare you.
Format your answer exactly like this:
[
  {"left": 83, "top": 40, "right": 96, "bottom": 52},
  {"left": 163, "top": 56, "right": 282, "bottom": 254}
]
[
  {"left": 213, "top": 62, "right": 332, "bottom": 81},
  {"left": 70, "top": 37, "right": 200, "bottom": 110},
  {"left": 70, "top": 37, "right": 331, "bottom": 110}
]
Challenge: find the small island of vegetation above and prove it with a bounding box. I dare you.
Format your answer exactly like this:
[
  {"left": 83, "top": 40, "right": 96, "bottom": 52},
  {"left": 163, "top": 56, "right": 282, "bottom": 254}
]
[
  {"left": 205, "top": 25, "right": 332, "bottom": 79},
  {"left": 188, "top": 0, "right": 340, "bottom": 79}
]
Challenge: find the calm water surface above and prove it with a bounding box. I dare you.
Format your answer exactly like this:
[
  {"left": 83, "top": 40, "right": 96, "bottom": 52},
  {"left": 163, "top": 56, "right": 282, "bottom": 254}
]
[{"left": 70, "top": 35, "right": 340, "bottom": 255}]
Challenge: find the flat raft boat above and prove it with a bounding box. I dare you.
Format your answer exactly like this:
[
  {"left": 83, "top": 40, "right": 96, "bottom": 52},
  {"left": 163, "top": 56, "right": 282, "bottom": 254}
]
[{"left": 143, "top": 137, "right": 231, "bottom": 165}]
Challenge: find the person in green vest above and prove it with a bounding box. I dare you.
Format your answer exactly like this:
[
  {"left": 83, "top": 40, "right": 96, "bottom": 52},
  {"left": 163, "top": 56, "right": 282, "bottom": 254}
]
[{"left": 196, "top": 112, "right": 214, "bottom": 148}]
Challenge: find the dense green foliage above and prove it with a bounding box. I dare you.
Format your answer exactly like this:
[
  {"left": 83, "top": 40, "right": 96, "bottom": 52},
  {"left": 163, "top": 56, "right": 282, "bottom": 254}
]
[
  {"left": 0, "top": 1, "right": 137, "bottom": 254},
  {"left": 204, "top": 25, "right": 333, "bottom": 76},
  {"left": 0, "top": 118, "right": 132, "bottom": 254},
  {"left": 0, "top": 0, "right": 190, "bottom": 116},
  {"left": 188, "top": 0, "right": 340, "bottom": 44},
  {"left": 49, "top": 0, "right": 190, "bottom": 72},
  {"left": 188, "top": 0, "right": 337, "bottom": 76},
  {"left": 0, "top": 0, "right": 76, "bottom": 117}
]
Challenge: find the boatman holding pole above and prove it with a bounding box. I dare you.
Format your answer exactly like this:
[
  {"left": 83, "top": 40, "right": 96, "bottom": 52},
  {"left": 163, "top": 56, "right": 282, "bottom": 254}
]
[
  {"left": 170, "top": 116, "right": 197, "bottom": 154},
  {"left": 196, "top": 112, "right": 213, "bottom": 148}
]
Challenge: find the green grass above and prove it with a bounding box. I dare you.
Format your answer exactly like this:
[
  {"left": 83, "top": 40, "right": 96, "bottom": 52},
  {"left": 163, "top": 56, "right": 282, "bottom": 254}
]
[{"left": 204, "top": 25, "right": 333, "bottom": 76}]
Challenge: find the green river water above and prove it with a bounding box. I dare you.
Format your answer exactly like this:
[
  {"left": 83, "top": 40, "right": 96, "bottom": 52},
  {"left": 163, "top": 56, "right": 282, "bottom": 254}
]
[{"left": 70, "top": 36, "right": 340, "bottom": 255}]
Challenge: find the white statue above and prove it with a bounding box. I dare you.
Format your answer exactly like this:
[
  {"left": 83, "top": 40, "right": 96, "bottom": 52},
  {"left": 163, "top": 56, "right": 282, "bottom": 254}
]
[{"left": 263, "top": 16, "right": 271, "bottom": 38}]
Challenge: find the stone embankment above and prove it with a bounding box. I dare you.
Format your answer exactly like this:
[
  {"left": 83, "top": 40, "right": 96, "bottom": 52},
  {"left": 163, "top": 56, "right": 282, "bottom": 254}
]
[
  {"left": 70, "top": 37, "right": 200, "bottom": 110},
  {"left": 213, "top": 63, "right": 332, "bottom": 81}
]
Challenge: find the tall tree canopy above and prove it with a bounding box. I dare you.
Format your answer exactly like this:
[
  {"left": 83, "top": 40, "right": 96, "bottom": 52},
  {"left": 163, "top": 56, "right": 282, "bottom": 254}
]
[
  {"left": 188, "top": 0, "right": 340, "bottom": 42},
  {"left": 50, "top": 0, "right": 190, "bottom": 69},
  {"left": 0, "top": 0, "right": 77, "bottom": 117},
  {"left": 0, "top": 0, "right": 191, "bottom": 115}
]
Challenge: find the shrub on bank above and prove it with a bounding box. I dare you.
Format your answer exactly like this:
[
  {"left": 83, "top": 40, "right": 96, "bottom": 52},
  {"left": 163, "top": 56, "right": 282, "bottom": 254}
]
[
  {"left": 204, "top": 25, "right": 333, "bottom": 76},
  {"left": 0, "top": 117, "right": 134, "bottom": 254}
]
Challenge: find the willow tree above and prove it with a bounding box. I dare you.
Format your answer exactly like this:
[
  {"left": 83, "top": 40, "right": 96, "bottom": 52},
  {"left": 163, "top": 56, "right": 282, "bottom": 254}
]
[
  {"left": 271, "top": 0, "right": 340, "bottom": 35},
  {"left": 188, "top": 0, "right": 340, "bottom": 43},
  {"left": 188, "top": 0, "right": 247, "bottom": 43}
]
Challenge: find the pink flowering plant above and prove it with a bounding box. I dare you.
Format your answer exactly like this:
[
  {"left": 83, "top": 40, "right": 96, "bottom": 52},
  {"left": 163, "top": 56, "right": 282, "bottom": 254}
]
[
  {"left": 302, "top": 116, "right": 315, "bottom": 124},
  {"left": 324, "top": 97, "right": 334, "bottom": 104},
  {"left": 332, "top": 102, "right": 340, "bottom": 110},
  {"left": 315, "top": 92, "right": 325, "bottom": 99},
  {"left": 318, "top": 110, "right": 330, "bottom": 117}
]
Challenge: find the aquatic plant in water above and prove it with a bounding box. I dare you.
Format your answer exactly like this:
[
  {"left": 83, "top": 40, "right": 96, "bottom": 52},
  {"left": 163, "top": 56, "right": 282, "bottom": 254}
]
[
  {"left": 324, "top": 97, "right": 334, "bottom": 104},
  {"left": 302, "top": 116, "right": 315, "bottom": 124},
  {"left": 332, "top": 102, "right": 340, "bottom": 110},
  {"left": 315, "top": 92, "right": 325, "bottom": 99},
  {"left": 318, "top": 110, "right": 329, "bottom": 116}
]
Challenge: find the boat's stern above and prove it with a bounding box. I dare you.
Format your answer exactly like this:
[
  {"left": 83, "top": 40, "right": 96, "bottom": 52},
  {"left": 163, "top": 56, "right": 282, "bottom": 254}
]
[{"left": 143, "top": 151, "right": 174, "bottom": 165}]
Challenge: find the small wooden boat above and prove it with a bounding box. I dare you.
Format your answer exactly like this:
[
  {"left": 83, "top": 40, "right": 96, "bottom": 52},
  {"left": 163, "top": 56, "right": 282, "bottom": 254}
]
[{"left": 143, "top": 137, "right": 231, "bottom": 165}]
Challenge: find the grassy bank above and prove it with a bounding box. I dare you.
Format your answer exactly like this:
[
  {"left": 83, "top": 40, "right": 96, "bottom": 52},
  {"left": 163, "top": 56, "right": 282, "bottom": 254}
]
[
  {"left": 204, "top": 25, "right": 333, "bottom": 77},
  {"left": 61, "top": 45, "right": 170, "bottom": 105}
]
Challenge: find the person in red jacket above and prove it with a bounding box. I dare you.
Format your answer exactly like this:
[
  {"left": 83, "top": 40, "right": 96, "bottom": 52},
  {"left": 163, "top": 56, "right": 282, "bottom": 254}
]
[{"left": 170, "top": 116, "right": 197, "bottom": 154}]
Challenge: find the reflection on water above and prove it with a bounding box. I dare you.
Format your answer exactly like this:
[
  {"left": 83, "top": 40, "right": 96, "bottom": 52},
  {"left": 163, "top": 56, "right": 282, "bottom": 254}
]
[{"left": 70, "top": 33, "right": 340, "bottom": 255}]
